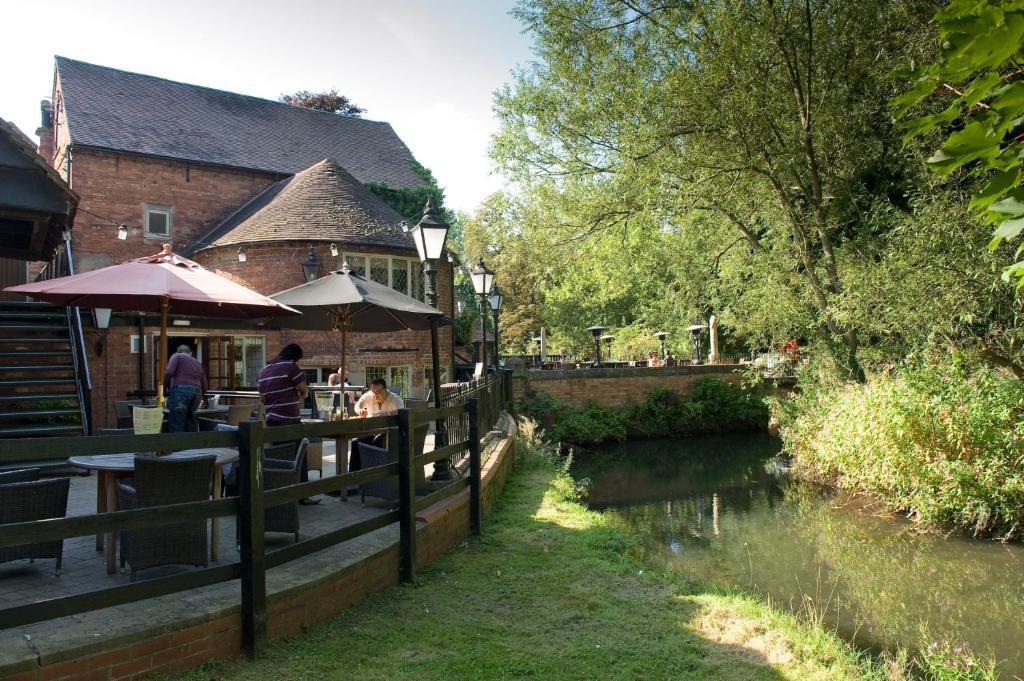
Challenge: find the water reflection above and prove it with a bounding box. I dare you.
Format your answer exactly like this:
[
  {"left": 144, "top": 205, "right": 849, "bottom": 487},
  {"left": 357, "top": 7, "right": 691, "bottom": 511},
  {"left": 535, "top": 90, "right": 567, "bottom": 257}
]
[{"left": 575, "top": 435, "right": 1024, "bottom": 676}]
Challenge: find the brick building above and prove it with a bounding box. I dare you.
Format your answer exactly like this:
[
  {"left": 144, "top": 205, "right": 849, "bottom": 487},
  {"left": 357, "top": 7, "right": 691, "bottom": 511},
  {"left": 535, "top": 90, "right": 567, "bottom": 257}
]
[{"left": 34, "top": 57, "right": 453, "bottom": 429}]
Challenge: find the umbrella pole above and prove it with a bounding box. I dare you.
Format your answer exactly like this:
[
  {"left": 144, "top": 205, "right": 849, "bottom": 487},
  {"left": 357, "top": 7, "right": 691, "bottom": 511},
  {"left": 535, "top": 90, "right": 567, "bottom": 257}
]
[{"left": 157, "top": 298, "right": 169, "bottom": 406}]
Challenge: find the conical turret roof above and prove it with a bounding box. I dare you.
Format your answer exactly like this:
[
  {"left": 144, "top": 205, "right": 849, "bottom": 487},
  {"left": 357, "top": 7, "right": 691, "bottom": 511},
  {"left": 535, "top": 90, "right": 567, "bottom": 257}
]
[{"left": 196, "top": 158, "right": 414, "bottom": 251}]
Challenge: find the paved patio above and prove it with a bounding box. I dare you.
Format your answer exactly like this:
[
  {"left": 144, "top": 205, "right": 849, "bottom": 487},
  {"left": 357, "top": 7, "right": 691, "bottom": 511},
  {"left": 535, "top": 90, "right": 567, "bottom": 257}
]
[{"left": 0, "top": 436, "right": 439, "bottom": 612}]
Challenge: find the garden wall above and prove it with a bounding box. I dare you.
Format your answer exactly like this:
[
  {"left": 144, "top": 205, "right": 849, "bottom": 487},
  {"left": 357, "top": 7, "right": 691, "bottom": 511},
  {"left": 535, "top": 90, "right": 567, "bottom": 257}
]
[{"left": 512, "top": 365, "right": 745, "bottom": 410}]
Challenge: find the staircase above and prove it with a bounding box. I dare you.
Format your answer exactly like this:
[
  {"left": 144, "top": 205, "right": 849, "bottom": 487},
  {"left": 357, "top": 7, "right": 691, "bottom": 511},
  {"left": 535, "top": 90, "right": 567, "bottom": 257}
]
[{"left": 0, "top": 300, "right": 88, "bottom": 437}]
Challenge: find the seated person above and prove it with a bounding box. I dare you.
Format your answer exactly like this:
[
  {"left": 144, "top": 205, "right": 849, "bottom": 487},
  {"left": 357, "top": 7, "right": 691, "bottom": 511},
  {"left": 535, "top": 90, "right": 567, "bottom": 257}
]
[
  {"left": 327, "top": 368, "right": 357, "bottom": 411},
  {"left": 349, "top": 379, "right": 405, "bottom": 471},
  {"left": 663, "top": 352, "right": 677, "bottom": 367},
  {"left": 648, "top": 351, "right": 663, "bottom": 368}
]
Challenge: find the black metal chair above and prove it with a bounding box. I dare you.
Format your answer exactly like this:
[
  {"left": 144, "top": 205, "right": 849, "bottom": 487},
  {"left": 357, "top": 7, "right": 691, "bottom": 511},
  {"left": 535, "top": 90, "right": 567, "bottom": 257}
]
[
  {"left": 0, "top": 475, "right": 70, "bottom": 575},
  {"left": 116, "top": 455, "right": 216, "bottom": 581}
]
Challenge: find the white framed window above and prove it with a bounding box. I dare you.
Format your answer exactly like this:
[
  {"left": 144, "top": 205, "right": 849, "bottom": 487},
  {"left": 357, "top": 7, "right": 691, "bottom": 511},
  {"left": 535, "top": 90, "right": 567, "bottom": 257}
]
[
  {"left": 342, "top": 252, "right": 425, "bottom": 302},
  {"left": 130, "top": 335, "right": 146, "bottom": 354},
  {"left": 364, "top": 365, "right": 412, "bottom": 399},
  {"left": 144, "top": 204, "right": 172, "bottom": 237}
]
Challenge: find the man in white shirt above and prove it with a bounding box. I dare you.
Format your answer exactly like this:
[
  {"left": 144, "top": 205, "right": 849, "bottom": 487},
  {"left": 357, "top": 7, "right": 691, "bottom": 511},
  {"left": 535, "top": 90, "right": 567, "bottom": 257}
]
[
  {"left": 354, "top": 378, "right": 405, "bottom": 417},
  {"left": 348, "top": 378, "right": 404, "bottom": 477}
]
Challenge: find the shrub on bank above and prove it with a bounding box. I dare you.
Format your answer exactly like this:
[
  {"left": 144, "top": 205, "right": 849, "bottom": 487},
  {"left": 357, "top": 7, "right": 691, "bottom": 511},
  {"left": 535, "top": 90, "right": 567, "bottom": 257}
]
[
  {"left": 519, "top": 378, "right": 769, "bottom": 447},
  {"left": 775, "top": 356, "right": 1024, "bottom": 538}
]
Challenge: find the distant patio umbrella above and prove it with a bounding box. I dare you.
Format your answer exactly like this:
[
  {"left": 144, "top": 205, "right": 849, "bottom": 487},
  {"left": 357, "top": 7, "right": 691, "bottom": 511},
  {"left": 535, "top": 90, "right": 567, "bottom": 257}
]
[
  {"left": 267, "top": 264, "right": 450, "bottom": 395},
  {"left": 4, "top": 244, "right": 301, "bottom": 405}
]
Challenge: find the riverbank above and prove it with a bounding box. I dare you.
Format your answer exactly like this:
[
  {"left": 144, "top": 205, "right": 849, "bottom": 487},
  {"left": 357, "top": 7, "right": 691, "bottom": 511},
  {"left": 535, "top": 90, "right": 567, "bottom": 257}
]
[
  {"left": 169, "top": 427, "right": 886, "bottom": 681},
  {"left": 774, "top": 356, "right": 1024, "bottom": 540}
]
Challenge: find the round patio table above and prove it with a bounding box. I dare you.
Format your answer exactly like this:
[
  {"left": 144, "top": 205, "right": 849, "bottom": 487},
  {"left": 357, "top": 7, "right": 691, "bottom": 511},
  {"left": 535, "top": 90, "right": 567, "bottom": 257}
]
[{"left": 67, "top": 448, "right": 238, "bottom": 575}]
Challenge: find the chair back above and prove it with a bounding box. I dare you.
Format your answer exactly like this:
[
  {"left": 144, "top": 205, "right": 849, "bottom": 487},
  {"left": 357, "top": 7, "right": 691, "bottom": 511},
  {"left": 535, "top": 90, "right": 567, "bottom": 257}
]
[
  {"left": 0, "top": 468, "right": 40, "bottom": 485},
  {"left": 197, "top": 416, "right": 221, "bottom": 432},
  {"left": 263, "top": 439, "right": 309, "bottom": 470},
  {"left": 227, "top": 403, "right": 256, "bottom": 426},
  {"left": 0, "top": 477, "right": 70, "bottom": 524},
  {"left": 114, "top": 400, "right": 143, "bottom": 419},
  {"left": 132, "top": 455, "right": 216, "bottom": 506}
]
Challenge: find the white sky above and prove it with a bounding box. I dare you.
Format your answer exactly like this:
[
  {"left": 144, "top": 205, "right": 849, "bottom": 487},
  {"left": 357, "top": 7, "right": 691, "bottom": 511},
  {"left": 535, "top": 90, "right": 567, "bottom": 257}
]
[{"left": 0, "top": 0, "right": 533, "bottom": 214}]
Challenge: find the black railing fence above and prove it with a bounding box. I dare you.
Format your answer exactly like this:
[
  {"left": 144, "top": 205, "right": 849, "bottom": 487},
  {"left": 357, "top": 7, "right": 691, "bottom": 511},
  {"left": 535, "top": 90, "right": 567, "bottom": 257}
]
[
  {"left": 439, "top": 370, "right": 511, "bottom": 473},
  {"left": 0, "top": 397, "right": 498, "bottom": 657}
]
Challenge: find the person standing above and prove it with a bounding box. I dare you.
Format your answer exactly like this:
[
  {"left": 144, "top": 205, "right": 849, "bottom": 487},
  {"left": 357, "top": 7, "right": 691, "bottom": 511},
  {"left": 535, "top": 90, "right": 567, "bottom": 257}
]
[
  {"left": 257, "top": 343, "right": 318, "bottom": 504},
  {"left": 164, "top": 344, "right": 207, "bottom": 432}
]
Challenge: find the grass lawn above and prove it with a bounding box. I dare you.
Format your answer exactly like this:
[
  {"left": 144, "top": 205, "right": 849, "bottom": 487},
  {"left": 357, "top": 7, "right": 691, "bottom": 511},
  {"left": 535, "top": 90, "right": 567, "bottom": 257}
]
[{"left": 171, "top": 454, "right": 890, "bottom": 680}]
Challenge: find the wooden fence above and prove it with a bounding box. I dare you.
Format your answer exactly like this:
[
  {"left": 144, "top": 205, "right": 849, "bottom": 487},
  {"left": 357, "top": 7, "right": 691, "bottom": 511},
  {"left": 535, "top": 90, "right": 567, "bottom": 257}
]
[{"left": 0, "top": 398, "right": 489, "bottom": 657}]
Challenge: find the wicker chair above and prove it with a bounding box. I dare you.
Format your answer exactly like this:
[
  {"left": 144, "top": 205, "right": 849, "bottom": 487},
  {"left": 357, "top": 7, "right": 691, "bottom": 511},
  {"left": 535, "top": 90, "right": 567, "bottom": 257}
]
[
  {"left": 197, "top": 416, "right": 222, "bottom": 432},
  {"left": 0, "top": 468, "right": 40, "bottom": 484},
  {"left": 263, "top": 439, "right": 308, "bottom": 542},
  {"left": 226, "top": 404, "right": 256, "bottom": 426},
  {"left": 114, "top": 399, "right": 143, "bottom": 429},
  {"left": 116, "top": 455, "right": 216, "bottom": 581},
  {"left": 0, "top": 476, "right": 70, "bottom": 575},
  {"left": 360, "top": 423, "right": 428, "bottom": 506}
]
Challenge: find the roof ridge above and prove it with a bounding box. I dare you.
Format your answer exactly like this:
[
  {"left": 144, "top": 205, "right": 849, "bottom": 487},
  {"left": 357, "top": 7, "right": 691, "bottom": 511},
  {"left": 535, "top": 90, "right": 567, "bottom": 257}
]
[{"left": 54, "top": 55, "right": 391, "bottom": 128}]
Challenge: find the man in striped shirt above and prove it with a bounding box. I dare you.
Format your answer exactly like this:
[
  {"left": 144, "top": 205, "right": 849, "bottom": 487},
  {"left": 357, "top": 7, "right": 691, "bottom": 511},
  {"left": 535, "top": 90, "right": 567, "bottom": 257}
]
[{"left": 257, "top": 343, "right": 319, "bottom": 504}]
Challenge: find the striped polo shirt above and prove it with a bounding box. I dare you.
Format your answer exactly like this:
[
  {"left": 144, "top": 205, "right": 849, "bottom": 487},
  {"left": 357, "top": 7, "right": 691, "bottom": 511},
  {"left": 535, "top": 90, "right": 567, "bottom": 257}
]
[{"left": 257, "top": 357, "right": 306, "bottom": 425}]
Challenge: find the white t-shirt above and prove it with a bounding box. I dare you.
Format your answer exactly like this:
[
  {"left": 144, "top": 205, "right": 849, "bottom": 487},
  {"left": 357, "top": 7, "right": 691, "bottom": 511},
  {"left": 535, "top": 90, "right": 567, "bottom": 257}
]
[{"left": 354, "top": 389, "right": 405, "bottom": 416}]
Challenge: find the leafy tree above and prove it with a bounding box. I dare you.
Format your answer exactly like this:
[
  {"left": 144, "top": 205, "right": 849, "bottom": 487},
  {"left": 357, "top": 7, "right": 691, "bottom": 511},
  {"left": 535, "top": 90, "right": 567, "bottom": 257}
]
[
  {"left": 280, "top": 89, "right": 365, "bottom": 116},
  {"left": 893, "top": 0, "right": 1024, "bottom": 287},
  {"left": 493, "top": 0, "right": 936, "bottom": 381}
]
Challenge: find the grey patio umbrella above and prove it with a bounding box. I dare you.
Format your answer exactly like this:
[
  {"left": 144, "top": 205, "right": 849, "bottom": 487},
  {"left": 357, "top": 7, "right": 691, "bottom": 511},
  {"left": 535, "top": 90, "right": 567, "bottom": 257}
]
[{"left": 267, "top": 264, "right": 450, "bottom": 392}]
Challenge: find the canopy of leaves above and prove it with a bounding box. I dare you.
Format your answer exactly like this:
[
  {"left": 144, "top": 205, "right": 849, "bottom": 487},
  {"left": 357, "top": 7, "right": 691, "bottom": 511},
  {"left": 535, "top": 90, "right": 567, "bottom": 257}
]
[
  {"left": 481, "top": 0, "right": 1023, "bottom": 376},
  {"left": 893, "top": 0, "right": 1024, "bottom": 285},
  {"left": 280, "top": 89, "right": 365, "bottom": 116}
]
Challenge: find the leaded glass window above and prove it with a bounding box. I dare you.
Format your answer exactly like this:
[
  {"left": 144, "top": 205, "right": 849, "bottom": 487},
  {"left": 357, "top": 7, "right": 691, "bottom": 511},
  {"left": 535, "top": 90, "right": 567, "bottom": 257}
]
[{"left": 370, "top": 257, "right": 389, "bottom": 285}]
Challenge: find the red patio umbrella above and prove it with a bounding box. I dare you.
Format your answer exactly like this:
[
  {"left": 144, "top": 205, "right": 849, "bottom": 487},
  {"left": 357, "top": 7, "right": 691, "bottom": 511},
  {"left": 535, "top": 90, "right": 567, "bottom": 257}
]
[{"left": 4, "top": 244, "right": 301, "bottom": 404}]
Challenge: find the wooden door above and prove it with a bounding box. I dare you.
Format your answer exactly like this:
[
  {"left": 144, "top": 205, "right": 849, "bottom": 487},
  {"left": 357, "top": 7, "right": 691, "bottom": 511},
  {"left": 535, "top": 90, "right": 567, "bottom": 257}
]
[{"left": 203, "top": 336, "right": 235, "bottom": 390}]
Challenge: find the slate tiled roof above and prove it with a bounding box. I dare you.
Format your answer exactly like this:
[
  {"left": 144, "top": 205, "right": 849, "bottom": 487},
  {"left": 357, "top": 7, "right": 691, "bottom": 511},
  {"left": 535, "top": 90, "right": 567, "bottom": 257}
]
[
  {"left": 55, "top": 57, "right": 424, "bottom": 188},
  {"left": 195, "top": 158, "right": 415, "bottom": 252}
]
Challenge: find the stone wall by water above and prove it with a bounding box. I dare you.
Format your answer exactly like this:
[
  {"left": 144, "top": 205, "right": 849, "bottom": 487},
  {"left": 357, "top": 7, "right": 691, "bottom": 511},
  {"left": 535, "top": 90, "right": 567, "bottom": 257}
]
[{"left": 511, "top": 364, "right": 745, "bottom": 410}]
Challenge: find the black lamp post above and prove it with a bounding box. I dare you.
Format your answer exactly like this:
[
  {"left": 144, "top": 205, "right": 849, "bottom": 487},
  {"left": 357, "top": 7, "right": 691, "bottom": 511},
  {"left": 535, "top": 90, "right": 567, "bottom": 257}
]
[
  {"left": 585, "top": 325, "right": 607, "bottom": 367},
  {"left": 411, "top": 200, "right": 452, "bottom": 480},
  {"left": 470, "top": 259, "right": 495, "bottom": 376},
  {"left": 686, "top": 323, "right": 706, "bottom": 364},
  {"left": 655, "top": 331, "right": 669, "bottom": 359},
  {"left": 533, "top": 335, "right": 542, "bottom": 365},
  {"left": 301, "top": 247, "right": 321, "bottom": 283},
  {"left": 600, "top": 334, "right": 614, "bottom": 363},
  {"left": 488, "top": 284, "right": 503, "bottom": 370}
]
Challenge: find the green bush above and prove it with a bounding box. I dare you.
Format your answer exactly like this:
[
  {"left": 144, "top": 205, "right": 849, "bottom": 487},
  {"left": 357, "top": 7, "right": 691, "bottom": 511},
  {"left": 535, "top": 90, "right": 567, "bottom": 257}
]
[
  {"left": 513, "top": 389, "right": 560, "bottom": 421},
  {"left": 550, "top": 400, "right": 628, "bottom": 446},
  {"left": 775, "top": 355, "right": 1024, "bottom": 538},
  {"left": 540, "top": 379, "right": 767, "bottom": 446}
]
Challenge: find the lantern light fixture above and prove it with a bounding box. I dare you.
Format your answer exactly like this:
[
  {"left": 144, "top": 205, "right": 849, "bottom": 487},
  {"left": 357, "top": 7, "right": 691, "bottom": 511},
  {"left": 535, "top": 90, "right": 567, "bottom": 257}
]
[
  {"left": 488, "top": 284, "right": 503, "bottom": 312},
  {"left": 117, "top": 224, "right": 128, "bottom": 240},
  {"left": 469, "top": 258, "right": 495, "bottom": 296},
  {"left": 410, "top": 200, "right": 450, "bottom": 262},
  {"left": 237, "top": 246, "right": 247, "bottom": 263},
  {"left": 301, "top": 247, "right": 321, "bottom": 283},
  {"left": 330, "top": 243, "right": 339, "bottom": 257}
]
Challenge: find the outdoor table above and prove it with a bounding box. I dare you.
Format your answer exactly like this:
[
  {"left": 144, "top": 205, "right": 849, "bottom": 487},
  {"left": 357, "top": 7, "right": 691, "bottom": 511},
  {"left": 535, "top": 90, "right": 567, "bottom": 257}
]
[{"left": 67, "top": 448, "right": 238, "bottom": 574}]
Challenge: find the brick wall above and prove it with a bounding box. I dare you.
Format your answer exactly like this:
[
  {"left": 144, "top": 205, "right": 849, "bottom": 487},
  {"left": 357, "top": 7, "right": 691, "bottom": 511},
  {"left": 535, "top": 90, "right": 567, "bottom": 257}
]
[
  {"left": 194, "top": 242, "right": 454, "bottom": 396},
  {"left": 512, "top": 365, "right": 745, "bottom": 410}
]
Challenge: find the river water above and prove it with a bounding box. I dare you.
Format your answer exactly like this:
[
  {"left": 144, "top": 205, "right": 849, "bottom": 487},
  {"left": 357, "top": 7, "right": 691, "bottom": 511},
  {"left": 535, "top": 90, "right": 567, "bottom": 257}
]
[{"left": 573, "top": 434, "right": 1024, "bottom": 677}]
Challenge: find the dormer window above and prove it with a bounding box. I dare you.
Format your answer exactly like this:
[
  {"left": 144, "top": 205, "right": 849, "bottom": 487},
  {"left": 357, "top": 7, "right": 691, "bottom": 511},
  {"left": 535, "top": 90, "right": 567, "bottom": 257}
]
[{"left": 144, "top": 204, "right": 172, "bottom": 237}]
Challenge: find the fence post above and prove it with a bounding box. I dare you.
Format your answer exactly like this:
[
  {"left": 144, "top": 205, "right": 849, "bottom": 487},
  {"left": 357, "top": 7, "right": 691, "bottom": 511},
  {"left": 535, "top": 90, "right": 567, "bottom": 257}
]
[
  {"left": 237, "top": 420, "right": 266, "bottom": 658},
  {"left": 397, "top": 408, "right": 417, "bottom": 582},
  {"left": 468, "top": 398, "right": 481, "bottom": 535}
]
